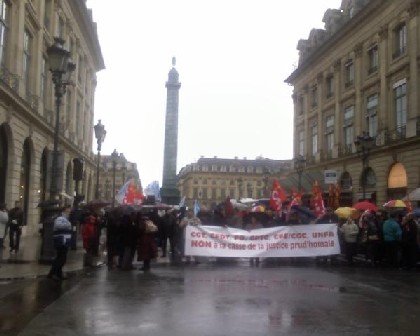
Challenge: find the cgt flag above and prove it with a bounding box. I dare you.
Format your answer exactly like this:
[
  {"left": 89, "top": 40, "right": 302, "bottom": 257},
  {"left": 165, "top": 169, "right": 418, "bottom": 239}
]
[
  {"left": 193, "top": 199, "right": 201, "bottom": 216},
  {"left": 115, "top": 179, "right": 145, "bottom": 205},
  {"left": 269, "top": 179, "right": 287, "bottom": 212},
  {"left": 311, "top": 180, "right": 325, "bottom": 217}
]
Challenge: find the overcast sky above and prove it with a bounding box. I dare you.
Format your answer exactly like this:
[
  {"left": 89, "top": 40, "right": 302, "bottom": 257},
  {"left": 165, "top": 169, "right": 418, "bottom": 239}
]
[{"left": 85, "top": 0, "right": 342, "bottom": 188}]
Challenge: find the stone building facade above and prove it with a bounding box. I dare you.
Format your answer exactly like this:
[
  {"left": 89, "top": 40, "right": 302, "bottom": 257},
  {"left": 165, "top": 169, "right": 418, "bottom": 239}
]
[
  {"left": 286, "top": 0, "right": 420, "bottom": 207},
  {"left": 0, "top": 0, "right": 104, "bottom": 232},
  {"left": 177, "top": 157, "right": 291, "bottom": 209},
  {"left": 95, "top": 153, "right": 141, "bottom": 204}
]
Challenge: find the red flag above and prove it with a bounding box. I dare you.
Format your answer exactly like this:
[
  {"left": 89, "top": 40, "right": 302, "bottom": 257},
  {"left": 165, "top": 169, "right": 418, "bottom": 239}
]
[
  {"left": 311, "top": 180, "right": 325, "bottom": 217},
  {"left": 269, "top": 179, "right": 287, "bottom": 212},
  {"left": 124, "top": 181, "right": 145, "bottom": 205}
]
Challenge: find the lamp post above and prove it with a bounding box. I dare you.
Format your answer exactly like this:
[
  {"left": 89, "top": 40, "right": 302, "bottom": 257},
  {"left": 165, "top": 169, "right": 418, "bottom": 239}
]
[
  {"left": 111, "top": 149, "right": 119, "bottom": 207},
  {"left": 94, "top": 120, "right": 106, "bottom": 199},
  {"left": 294, "top": 155, "right": 306, "bottom": 191},
  {"left": 354, "top": 132, "right": 375, "bottom": 200},
  {"left": 47, "top": 37, "right": 76, "bottom": 201}
]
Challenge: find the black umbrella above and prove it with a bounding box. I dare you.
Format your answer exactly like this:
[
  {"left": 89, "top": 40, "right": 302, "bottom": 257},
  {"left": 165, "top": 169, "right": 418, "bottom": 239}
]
[{"left": 291, "top": 205, "right": 317, "bottom": 223}]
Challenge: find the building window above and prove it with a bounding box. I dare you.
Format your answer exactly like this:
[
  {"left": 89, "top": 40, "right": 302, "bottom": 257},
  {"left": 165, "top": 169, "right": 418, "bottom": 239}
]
[
  {"left": 221, "top": 189, "right": 226, "bottom": 200},
  {"left": 78, "top": 54, "right": 83, "bottom": 83},
  {"left": 394, "top": 80, "right": 407, "bottom": 131},
  {"left": 298, "top": 130, "right": 304, "bottom": 156},
  {"left": 343, "top": 106, "right": 354, "bottom": 150},
  {"left": 202, "top": 188, "right": 208, "bottom": 200},
  {"left": 325, "top": 115, "right": 334, "bottom": 157},
  {"left": 311, "top": 124, "right": 317, "bottom": 156},
  {"left": 344, "top": 60, "right": 354, "bottom": 87},
  {"left": 66, "top": 90, "right": 72, "bottom": 126},
  {"left": 193, "top": 188, "right": 198, "bottom": 199},
  {"left": 393, "top": 23, "right": 407, "bottom": 59},
  {"left": 368, "top": 45, "right": 378, "bottom": 74},
  {"left": 58, "top": 16, "right": 65, "bottom": 38},
  {"left": 40, "top": 57, "right": 48, "bottom": 108},
  {"left": 311, "top": 86, "right": 318, "bottom": 107},
  {"left": 326, "top": 75, "right": 334, "bottom": 98},
  {"left": 366, "top": 93, "right": 378, "bottom": 137},
  {"left": 298, "top": 96, "right": 304, "bottom": 115},
  {"left": 44, "top": 0, "right": 52, "bottom": 30},
  {"left": 23, "top": 30, "right": 33, "bottom": 95},
  {"left": 211, "top": 188, "right": 216, "bottom": 199},
  {"left": 76, "top": 100, "right": 81, "bottom": 127},
  {"left": 0, "top": 0, "right": 9, "bottom": 66}
]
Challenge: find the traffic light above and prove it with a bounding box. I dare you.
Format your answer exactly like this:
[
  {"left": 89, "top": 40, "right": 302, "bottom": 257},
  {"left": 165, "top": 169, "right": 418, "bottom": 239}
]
[{"left": 73, "top": 158, "right": 84, "bottom": 181}]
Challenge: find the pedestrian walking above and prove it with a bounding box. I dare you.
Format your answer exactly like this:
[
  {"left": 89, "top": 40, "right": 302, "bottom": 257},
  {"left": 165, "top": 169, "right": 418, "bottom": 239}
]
[
  {"left": 48, "top": 205, "right": 72, "bottom": 280},
  {"left": 8, "top": 200, "right": 23, "bottom": 253},
  {"left": 82, "top": 213, "right": 98, "bottom": 267}
]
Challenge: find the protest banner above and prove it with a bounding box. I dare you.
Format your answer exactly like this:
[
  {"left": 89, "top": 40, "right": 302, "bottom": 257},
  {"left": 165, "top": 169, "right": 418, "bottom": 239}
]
[{"left": 185, "top": 224, "right": 340, "bottom": 258}]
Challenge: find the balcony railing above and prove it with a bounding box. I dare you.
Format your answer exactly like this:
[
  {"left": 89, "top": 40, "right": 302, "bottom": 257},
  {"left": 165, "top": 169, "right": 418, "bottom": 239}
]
[
  {"left": 384, "top": 125, "right": 407, "bottom": 143},
  {"left": 338, "top": 143, "right": 353, "bottom": 157}
]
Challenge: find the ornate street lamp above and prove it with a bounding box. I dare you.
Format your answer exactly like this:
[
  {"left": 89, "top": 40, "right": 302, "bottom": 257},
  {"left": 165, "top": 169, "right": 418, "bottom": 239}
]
[
  {"left": 94, "top": 120, "right": 106, "bottom": 199},
  {"left": 294, "top": 155, "right": 306, "bottom": 191},
  {"left": 111, "top": 149, "right": 119, "bottom": 207},
  {"left": 354, "top": 132, "right": 375, "bottom": 200},
  {"left": 47, "top": 37, "right": 76, "bottom": 201}
]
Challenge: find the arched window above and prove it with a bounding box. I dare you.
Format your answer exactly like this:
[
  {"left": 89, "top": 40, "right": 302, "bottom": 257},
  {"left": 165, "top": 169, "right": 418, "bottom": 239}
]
[{"left": 340, "top": 171, "right": 352, "bottom": 191}]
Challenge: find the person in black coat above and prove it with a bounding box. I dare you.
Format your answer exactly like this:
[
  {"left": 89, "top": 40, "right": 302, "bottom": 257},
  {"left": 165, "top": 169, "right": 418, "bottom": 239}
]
[{"left": 401, "top": 213, "right": 418, "bottom": 270}]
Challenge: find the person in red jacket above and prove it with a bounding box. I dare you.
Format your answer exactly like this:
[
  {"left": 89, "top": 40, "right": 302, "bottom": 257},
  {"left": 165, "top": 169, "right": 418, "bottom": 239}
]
[{"left": 82, "top": 214, "right": 97, "bottom": 266}]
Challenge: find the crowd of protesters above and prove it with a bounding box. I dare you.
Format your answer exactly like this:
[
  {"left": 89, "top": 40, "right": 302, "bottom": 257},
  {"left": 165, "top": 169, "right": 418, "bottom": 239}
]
[{"left": 66, "top": 200, "right": 420, "bottom": 272}]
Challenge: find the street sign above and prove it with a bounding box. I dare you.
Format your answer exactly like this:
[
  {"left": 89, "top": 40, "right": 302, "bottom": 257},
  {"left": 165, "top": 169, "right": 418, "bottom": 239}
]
[{"left": 324, "top": 170, "right": 337, "bottom": 184}]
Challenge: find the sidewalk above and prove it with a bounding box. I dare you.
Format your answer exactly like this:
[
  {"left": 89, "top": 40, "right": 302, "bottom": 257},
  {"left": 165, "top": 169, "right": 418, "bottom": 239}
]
[
  {"left": 0, "top": 233, "right": 86, "bottom": 280},
  {"left": 0, "top": 233, "right": 173, "bottom": 280}
]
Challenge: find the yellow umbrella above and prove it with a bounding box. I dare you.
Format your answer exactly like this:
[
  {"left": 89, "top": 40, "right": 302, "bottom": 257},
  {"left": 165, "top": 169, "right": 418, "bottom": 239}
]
[
  {"left": 383, "top": 200, "right": 407, "bottom": 208},
  {"left": 334, "top": 207, "right": 359, "bottom": 219}
]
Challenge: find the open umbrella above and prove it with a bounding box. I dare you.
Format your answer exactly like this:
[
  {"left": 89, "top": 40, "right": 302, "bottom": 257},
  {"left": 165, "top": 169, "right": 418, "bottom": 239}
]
[
  {"left": 353, "top": 201, "right": 377, "bottom": 212},
  {"left": 383, "top": 199, "right": 407, "bottom": 208},
  {"left": 334, "top": 207, "right": 358, "bottom": 219},
  {"left": 84, "top": 199, "right": 111, "bottom": 209},
  {"left": 251, "top": 205, "right": 266, "bottom": 213},
  {"left": 403, "top": 188, "right": 420, "bottom": 201},
  {"left": 291, "top": 205, "right": 317, "bottom": 221},
  {"left": 141, "top": 202, "right": 173, "bottom": 211}
]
